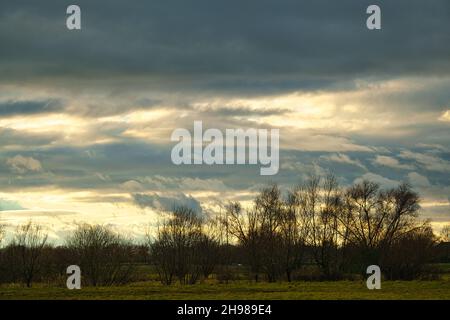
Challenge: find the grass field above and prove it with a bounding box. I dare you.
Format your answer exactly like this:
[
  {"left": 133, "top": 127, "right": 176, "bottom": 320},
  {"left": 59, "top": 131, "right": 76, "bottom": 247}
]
[{"left": 1, "top": 279, "right": 450, "bottom": 300}]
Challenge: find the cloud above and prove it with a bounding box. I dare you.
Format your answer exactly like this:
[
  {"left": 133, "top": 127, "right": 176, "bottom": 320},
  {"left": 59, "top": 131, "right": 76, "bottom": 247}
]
[
  {"left": 282, "top": 133, "right": 374, "bottom": 152},
  {"left": 0, "top": 128, "right": 57, "bottom": 149},
  {"left": 0, "top": 0, "right": 449, "bottom": 236},
  {"left": 1, "top": 0, "right": 450, "bottom": 92},
  {"left": 0, "top": 210, "right": 75, "bottom": 218},
  {"left": 320, "top": 153, "right": 367, "bottom": 170},
  {"left": 407, "top": 172, "right": 431, "bottom": 188},
  {"left": 122, "top": 180, "right": 144, "bottom": 191},
  {"left": 192, "top": 104, "right": 290, "bottom": 119},
  {"left": 0, "top": 99, "right": 62, "bottom": 116},
  {"left": 6, "top": 155, "right": 43, "bottom": 174},
  {"left": 439, "top": 110, "right": 450, "bottom": 122},
  {"left": 372, "top": 155, "right": 414, "bottom": 170},
  {"left": 399, "top": 150, "right": 450, "bottom": 172},
  {"left": 354, "top": 172, "right": 400, "bottom": 189},
  {"left": 415, "top": 143, "right": 449, "bottom": 153},
  {"left": 132, "top": 192, "right": 203, "bottom": 214},
  {"left": 95, "top": 172, "right": 111, "bottom": 182},
  {"left": 281, "top": 159, "right": 328, "bottom": 178},
  {"left": 139, "top": 175, "right": 228, "bottom": 192}
]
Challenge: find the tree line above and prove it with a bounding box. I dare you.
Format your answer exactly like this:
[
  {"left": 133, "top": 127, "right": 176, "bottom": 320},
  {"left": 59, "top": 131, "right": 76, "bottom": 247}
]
[{"left": 0, "top": 175, "right": 448, "bottom": 287}]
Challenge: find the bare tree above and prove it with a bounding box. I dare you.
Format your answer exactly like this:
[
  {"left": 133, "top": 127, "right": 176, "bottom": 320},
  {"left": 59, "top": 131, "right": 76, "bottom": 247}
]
[
  {"left": 225, "top": 185, "right": 286, "bottom": 282},
  {"left": 66, "top": 224, "right": 136, "bottom": 286},
  {"left": 341, "top": 182, "right": 421, "bottom": 249},
  {"left": 149, "top": 230, "right": 176, "bottom": 285},
  {"left": 226, "top": 201, "right": 262, "bottom": 281},
  {"left": 150, "top": 206, "right": 207, "bottom": 285},
  {"left": 0, "top": 177, "right": 438, "bottom": 287},
  {"left": 221, "top": 177, "right": 434, "bottom": 281},
  {"left": 197, "top": 218, "right": 220, "bottom": 280},
  {"left": 12, "top": 221, "right": 49, "bottom": 287},
  {"left": 341, "top": 180, "right": 380, "bottom": 248},
  {"left": 325, "top": 180, "right": 427, "bottom": 278},
  {"left": 256, "top": 184, "right": 285, "bottom": 282},
  {"left": 440, "top": 225, "right": 450, "bottom": 242},
  {"left": 295, "top": 174, "right": 344, "bottom": 279},
  {"left": 280, "top": 190, "right": 308, "bottom": 281},
  {"left": 215, "top": 208, "right": 233, "bottom": 283}
]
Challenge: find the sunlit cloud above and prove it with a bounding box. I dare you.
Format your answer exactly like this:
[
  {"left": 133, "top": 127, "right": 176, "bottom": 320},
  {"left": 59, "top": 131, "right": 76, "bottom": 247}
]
[{"left": 439, "top": 110, "right": 450, "bottom": 122}]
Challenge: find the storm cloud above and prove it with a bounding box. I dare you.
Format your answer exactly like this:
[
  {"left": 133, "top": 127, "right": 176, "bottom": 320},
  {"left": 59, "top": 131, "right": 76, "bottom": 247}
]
[{"left": 0, "top": 0, "right": 449, "bottom": 93}]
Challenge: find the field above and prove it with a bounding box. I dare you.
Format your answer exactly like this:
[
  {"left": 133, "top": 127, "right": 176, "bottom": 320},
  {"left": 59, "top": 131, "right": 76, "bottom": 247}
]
[
  {"left": 1, "top": 279, "right": 450, "bottom": 300},
  {"left": 2, "top": 264, "right": 449, "bottom": 300}
]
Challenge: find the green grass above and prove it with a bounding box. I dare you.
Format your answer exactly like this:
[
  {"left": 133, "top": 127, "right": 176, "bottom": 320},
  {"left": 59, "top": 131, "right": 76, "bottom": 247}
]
[{"left": 1, "top": 279, "right": 450, "bottom": 300}]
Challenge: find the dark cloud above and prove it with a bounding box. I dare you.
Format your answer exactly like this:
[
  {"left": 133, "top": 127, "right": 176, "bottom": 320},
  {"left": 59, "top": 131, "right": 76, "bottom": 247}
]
[
  {"left": 0, "top": 0, "right": 449, "bottom": 93},
  {"left": 0, "top": 128, "right": 58, "bottom": 148},
  {"left": 0, "top": 99, "right": 63, "bottom": 116},
  {"left": 199, "top": 105, "right": 290, "bottom": 118},
  {"left": 132, "top": 192, "right": 203, "bottom": 214}
]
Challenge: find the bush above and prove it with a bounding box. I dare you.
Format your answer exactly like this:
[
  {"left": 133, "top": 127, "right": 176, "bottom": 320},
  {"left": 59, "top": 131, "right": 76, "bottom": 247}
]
[
  {"left": 381, "top": 226, "right": 436, "bottom": 280},
  {"left": 66, "top": 224, "right": 137, "bottom": 286}
]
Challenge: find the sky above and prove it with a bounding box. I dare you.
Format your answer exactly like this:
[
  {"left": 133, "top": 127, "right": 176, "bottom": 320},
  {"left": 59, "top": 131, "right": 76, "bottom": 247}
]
[{"left": 0, "top": 0, "right": 449, "bottom": 243}]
